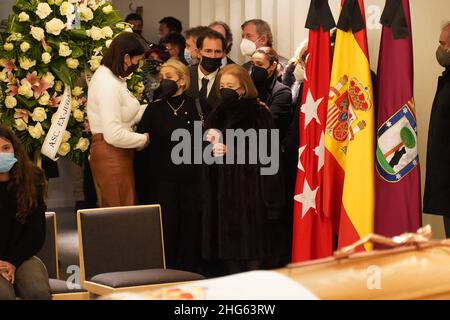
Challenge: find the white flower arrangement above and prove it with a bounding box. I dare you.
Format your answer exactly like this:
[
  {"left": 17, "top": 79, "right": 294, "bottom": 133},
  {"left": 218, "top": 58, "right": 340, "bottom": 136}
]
[{"left": 0, "top": 0, "right": 143, "bottom": 165}]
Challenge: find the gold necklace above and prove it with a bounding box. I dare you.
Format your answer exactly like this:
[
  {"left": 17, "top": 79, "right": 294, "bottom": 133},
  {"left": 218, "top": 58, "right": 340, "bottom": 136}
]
[{"left": 166, "top": 99, "right": 185, "bottom": 116}]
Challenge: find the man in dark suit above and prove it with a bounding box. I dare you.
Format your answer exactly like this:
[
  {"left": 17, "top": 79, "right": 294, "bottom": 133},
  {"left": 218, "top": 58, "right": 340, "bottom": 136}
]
[{"left": 187, "top": 29, "right": 227, "bottom": 119}]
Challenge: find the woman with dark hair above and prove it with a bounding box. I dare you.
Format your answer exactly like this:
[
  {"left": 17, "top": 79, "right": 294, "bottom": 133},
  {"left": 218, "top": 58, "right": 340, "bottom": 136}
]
[
  {"left": 87, "top": 32, "right": 149, "bottom": 208},
  {"left": 250, "top": 47, "right": 293, "bottom": 140},
  {"left": 0, "top": 126, "right": 50, "bottom": 300},
  {"left": 202, "top": 64, "right": 285, "bottom": 275},
  {"left": 160, "top": 32, "right": 188, "bottom": 65}
]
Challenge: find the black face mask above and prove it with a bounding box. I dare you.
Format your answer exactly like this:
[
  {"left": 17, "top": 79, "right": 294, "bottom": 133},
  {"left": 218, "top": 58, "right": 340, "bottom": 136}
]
[
  {"left": 220, "top": 88, "right": 241, "bottom": 106},
  {"left": 159, "top": 79, "right": 179, "bottom": 99},
  {"left": 201, "top": 56, "right": 222, "bottom": 73},
  {"left": 147, "top": 59, "right": 162, "bottom": 74},
  {"left": 251, "top": 65, "right": 269, "bottom": 85},
  {"left": 124, "top": 63, "right": 140, "bottom": 76}
]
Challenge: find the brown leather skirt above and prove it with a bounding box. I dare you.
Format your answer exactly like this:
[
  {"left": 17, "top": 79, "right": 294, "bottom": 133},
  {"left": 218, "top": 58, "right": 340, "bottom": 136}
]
[{"left": 89, "top": 134, "right": 136, "bottom": 207}]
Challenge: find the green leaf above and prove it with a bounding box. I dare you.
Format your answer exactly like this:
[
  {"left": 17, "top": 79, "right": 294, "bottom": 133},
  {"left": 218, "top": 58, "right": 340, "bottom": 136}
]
[
  {"left": 68, "top": 29, "right": 88, "bottom": 40},
  {"left": 50, "top": 59, "right": 73, "bottom": 87},
  {"left": 16, "top": 95, "right": 37, "bottom": 108},
  {"left": 71, "top": 45, "right": 84, "bottom": 59},
  {"left": 8, "top": 14, "right": 25, "bottom": 34}
]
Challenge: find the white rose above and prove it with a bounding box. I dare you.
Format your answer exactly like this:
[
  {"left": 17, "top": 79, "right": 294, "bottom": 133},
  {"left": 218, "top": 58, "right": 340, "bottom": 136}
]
[
  {"left": 105, "top": 39, "right": 112, "bottom": 48},
  {"left": 71, "top": 98, "right": 80, "bottom": 111},
  {"left": 3, "top": 43, "right": 13, "bottom": 51},
  {"left": 66, "top": 57, "right": 79, "bottom": 69},
  {"left": 87, "top": 26, "right": 104, "bottom": 41},
  {"left": 19, "top": 57, "right": 36, "bottom": 70},
  {"left": 7, "top": 33, "right": 23, "bottom": 42},
  {"left": 73, "top": 109, "right": 84, "bottom": 122},
  {"left": 101, "top": 26, "right": 113, "bottom": 38},
  {"left": 5, "top": 96, "right": 17, "bottom": 109},
  {"left": 55, "top": 81, "right": 63, "bottom": 92},
  {"left": 60, "top": 2, "right": 75, "bottom": 16},
  {"left": 42, "top": 72, "right": 55, "bottom": 87},
  {"left": 36, "top": 3, "right": 52, "bottom": 19},
  {"left": 41, "top": 52, "right": 52, "bottom": 64},
  {"left": 18, "top": 12, "right": 30, "bottom": 22},
  {"left": 80, "top": 5, "right": 93, "bottom": 22},
  {"left": 116, "top": 23, "right": 125, "bottom": 29},
  {"left": 88, "top": 56, "right": 102, "bottom": 71},
  {"left": 59, "top": 42, "right": 72, "bottom": 57},
  {"left": 72, "top": 86, "right": 84, "bottom": 97},
  {"left": 30, "top": 26, "right": 45, "bottom": 41},
  {"left": 38, "top": 91, "right": 51, "bottom": 105},
  {"left": 15, "top": 119, "right": 28, "bottom": 131},
  {"left": 18, "top": 82, "right": 34, "bottom": 98},
  {"left": 0, "top": 71, "right": 7, "bottom": 82},
  {"left": 58, "top": 142, "right": 71, "bottom": 156},
  {"left": 46, "top": 18, "right": 65, "bottom": 36},
  {"left": 75, "top": 137, "right": 90, "bottom": 152},
  {"left": 28, "top": 123, "right": 45, "bottom": 139},
  {"left": 20, "top": 41, "right": 30, "bottom": 53},
  {"left": 62, "top": 130, "right": 71, "bottom": 143},
  {"left": 102, "top": 5, "right": 113, "bottom": 14},
  {"left": 135, "top": 82, "right": 145, "bottom": 95},
  {"left": 31, "top": 107, "right": 47, "bottom": 122}
]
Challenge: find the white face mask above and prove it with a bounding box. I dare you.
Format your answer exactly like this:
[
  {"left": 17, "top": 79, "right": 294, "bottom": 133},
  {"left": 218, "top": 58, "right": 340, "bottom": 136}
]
[
  {"left": 293, "top": 63, "right": 305, "bottom": 82},
  {"left": 240, "top": 38, "right": 257, "bottom": 57}
]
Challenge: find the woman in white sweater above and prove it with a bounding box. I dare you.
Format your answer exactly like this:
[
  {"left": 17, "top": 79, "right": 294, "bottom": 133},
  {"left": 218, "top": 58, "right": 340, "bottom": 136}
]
[{"left": 87, "top": 32, "right": 149, "bottom": 207}]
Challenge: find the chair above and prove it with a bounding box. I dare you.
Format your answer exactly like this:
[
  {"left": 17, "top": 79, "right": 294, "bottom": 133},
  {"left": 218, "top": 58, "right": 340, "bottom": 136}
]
[
  {"left": 36, "top": 212, "right": 89, "bottom": 300},
  {"left": 77, "top": 205, "right": 205, "bottom": 296}
]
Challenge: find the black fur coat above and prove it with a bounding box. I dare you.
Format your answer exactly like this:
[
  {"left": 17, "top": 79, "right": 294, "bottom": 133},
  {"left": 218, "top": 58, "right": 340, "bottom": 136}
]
[{"left": 201, "top": 98, "right": 286, "bottom": 262}]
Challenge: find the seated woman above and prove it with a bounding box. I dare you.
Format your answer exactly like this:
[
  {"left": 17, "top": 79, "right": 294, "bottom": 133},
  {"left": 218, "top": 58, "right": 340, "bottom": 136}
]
[
  {"left": 202, "top": 64, "right": 285, "bottom": 275},
  {"left": 0, "top": 126, "right": 50, "bottom": 300},
  {"left": 250, "top": 47, "right": 293, "bottom": 141},
  {"left": 135, "top": 59, "right": 202, "bottom": 273}
]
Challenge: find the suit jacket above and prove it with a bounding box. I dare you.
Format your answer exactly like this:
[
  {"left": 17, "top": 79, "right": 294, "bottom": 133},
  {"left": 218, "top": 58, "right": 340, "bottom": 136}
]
[{"left": 187, "top": 64, "right": 220, "bottom": 119}]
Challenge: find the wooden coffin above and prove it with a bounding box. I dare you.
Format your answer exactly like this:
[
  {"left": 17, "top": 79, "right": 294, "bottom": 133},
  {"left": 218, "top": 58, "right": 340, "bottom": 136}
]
[{"left": 280, "top": 226, "right": 450, "bottom": 300}]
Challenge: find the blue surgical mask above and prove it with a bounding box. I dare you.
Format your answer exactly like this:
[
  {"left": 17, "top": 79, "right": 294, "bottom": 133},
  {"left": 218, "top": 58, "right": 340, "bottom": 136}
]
[
  {"left": 184, "top": 48, "right": 193, "bottom": 65},
  {"left": 0, "top": 153, "right": 18, "bottom": 173}
]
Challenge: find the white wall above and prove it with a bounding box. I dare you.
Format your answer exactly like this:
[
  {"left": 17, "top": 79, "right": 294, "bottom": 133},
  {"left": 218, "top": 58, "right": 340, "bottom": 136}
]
[
  {"left": 0, "top": 0, "right": 15, "bottom": 22},
  {"left": 111, "top": 0, "right": 190, "bottom": 44}
]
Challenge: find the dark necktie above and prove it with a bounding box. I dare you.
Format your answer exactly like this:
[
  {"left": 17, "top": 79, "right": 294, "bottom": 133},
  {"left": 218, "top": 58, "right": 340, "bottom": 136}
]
[{"left": 200, "top": 77, "right": 209, "bottom": 101}]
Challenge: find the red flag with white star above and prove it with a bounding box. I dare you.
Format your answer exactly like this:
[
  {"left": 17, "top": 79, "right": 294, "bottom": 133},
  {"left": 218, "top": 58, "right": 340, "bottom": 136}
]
[{"left": 292, "top": 0, "right": 335, "bottom": 262}]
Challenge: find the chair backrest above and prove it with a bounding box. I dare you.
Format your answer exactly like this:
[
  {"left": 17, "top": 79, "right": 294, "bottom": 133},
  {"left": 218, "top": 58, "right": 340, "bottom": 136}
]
[
  {"left": 36, "top": 212, "right": 59, "bottom": 279},
  {"left": 77, "top": 205, "right": 165, "bottom": 282}
]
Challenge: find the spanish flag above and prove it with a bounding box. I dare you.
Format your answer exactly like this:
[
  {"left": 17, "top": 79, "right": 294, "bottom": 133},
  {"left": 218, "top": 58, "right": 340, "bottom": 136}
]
[{"left": 323, "top": 0, "right": 375, "bottom": 251}]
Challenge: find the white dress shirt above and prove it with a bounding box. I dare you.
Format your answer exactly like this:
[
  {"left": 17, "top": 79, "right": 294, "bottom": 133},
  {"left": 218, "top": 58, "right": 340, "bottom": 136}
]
[
  {"left": 198, "top": 65, "right": 219, "bottom": 98},
  {"left": 87, "top": 65, "right": 147, "bottom": 149}
]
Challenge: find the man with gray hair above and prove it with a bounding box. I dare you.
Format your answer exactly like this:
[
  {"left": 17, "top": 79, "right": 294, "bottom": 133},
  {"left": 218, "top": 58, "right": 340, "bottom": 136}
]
[
  {"left": 424, "top": 21, "right": 450, "bottom": 238},
  {"left": 240, "top": 19, "right": 288, "bottom": 73}
]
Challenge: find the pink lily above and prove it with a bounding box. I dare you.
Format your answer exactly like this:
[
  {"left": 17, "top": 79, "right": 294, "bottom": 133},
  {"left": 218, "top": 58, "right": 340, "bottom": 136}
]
[
  {"left": 50, "top": 93, "right": 61, "bottom": 107},
  {"left": 33, "top": 79, "right": 51, "bottom": 99},
  {"left": 7, "top": 84, "right": 18, "bottom": 97},
  {"left": 1, "top": 59, "right": 15, "bottom": 73},
  {"left": 25, "top": 71, "right": 39, "bottom": 87},
  {"left": 14, "top": 109, "right": 30, "bottom": 123}
]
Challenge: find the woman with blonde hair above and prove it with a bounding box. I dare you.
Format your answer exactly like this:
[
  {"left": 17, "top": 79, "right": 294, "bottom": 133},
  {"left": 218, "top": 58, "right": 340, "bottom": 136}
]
[
  {"left": 202, "top": 64, "right": 285, "bottom": 275},
  {"left": 136, "top": 59, "right": 202, "bottom": 273}
]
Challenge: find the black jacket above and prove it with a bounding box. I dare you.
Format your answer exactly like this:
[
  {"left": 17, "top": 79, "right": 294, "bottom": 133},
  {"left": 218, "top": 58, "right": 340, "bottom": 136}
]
[
  {"left": 187, "top": 64, "right": 220, "bottom": 119},
  {"left": 0, "top": 172, "right": 46, "bottom": 268},
  {"left": 424, "top": 67, "right": 450, "bottom": 216},
  {"left": 202, "top": 99, "right": 285, "bottom": 261},
  {"left": 257, "top": 74, "right": 293, "bottom": 140}
]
